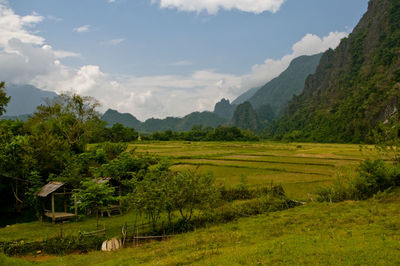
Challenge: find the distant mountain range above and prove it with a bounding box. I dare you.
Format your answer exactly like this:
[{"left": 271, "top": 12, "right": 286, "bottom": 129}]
[
  {"left": 102, "top": 109, "right": 227, "bottom": 133},
  {"left": 1, "top": 52, "right": 324, "bottom": 133},
  {"left": 0, "top": 84, "right": 57, "bottom": 120},
  {"left": 247, "top": 53, "right": 323, "bottom": 115},
  {"left": 212, "top": 53, "right": 323, "bottom": 128}
]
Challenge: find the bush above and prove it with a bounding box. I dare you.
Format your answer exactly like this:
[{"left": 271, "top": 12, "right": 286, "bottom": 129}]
[
  {"left": 316, "top": 159, "right": 400, "bottom": 202},
  {"left": 2, "top": 235, "right": 104, "bottom": 256}
]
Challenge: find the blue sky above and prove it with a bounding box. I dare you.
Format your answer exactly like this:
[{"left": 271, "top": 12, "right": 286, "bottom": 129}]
[{"left": 1, "top": 0, "right": 369, "bottom": 119}]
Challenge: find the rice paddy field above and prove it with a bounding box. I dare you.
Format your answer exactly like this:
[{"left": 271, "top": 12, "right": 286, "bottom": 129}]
[
  {"left": 3, "top": 141, "right": 398, "bottom": 266},
  {"left": 133, "top": 141, "right": 377, "bottom": 199}
]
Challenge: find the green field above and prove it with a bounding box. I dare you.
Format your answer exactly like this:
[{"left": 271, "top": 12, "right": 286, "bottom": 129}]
[
  {"left": 134, "top": 141, "right": 376, "bottom": 199},
  {"left": 2, "top": 141, "right": 396, "bottom": 265}
]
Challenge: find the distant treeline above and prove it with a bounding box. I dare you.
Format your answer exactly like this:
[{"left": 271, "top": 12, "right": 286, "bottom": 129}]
[
  {"left": 143, "top": 125, "right": 259, "bottom": 142},
  {"left": 95, "top": 123, "right": 259, "bottom": 142}
]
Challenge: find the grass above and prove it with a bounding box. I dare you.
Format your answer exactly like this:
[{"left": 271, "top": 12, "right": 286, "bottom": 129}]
[
  {"left": 137, "top": 141, "right": 376, "bottom": 199},
  {"left": 2, "top": 141, "right": 396, "bottom": 265},
  {"left": 3, "top": 194, "right": 400, "bottom": 265}
]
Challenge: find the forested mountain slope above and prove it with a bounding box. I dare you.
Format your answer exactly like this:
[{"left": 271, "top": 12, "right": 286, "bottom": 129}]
[
  {"left": 271, "top": 0, "right": 400, "bottom": 143},
  {"left": 248, "top": 53, "right": 322, "bottom": 115}
]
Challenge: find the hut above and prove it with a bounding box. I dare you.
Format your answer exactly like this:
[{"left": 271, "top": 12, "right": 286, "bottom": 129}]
[{"left": 37, "top": 182, "right": 77, "bottom": 223}]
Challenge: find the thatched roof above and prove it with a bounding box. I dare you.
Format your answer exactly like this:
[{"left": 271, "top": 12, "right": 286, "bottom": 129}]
[{"left": 37, "top": 182, "right": 65, "bottom": 197}]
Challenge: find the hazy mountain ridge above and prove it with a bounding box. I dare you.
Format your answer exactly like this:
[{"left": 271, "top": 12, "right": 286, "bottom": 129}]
[
  {"left": 102, "top": 109, "right": 228, "bottom": 133},
  {"left": 1, "top": 84, "right": 57, "bottom": 117},
  {"left": 248, "top": 53, "right": 323, "bottom": 115}
]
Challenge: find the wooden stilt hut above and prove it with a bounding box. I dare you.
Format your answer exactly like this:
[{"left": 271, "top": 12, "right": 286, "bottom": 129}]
[{"left": 37, "top": 182, "right": 77, "bottom": 223}]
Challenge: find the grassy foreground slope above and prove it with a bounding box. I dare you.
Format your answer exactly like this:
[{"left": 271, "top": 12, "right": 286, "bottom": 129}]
[{"left": 3, "top": 194, "right": 400, "bottom": 265}]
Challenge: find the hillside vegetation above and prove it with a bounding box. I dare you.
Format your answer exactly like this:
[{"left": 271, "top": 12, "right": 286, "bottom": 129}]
[{"left": 271, "top": 0, "right": 400, "bottom": 143}]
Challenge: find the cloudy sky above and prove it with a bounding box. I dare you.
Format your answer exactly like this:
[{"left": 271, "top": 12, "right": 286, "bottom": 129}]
[{"left": 1, "top": 0, "right": 368, "bottom": 120}]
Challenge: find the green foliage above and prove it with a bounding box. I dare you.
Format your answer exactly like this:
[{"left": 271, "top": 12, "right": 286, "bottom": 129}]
[
  {"left": 255, "top": 104, "right": 275, "bottom": 127},
  {"left": 172, "top": 170, "right": 219, "bottom": 221},
  {"left": 106, "top": 122, "right": 138, "bottom": 142},
  {"left": 231, "top": 102, "right": 259, "bottom": 132},
  {"left": 247, "top": 54, "right": 323, "bottom": 115},
  {"left": 213, "top": 98, "right": 236, "bottom": 120},
  {"left": 271, "top": 0, "right": 400, "bottom": 143},
  {"left": 0, "top": 82, "right": 11, "bottom": 116},
  {"left": 2, "top": 235, "right": 103, "bottom": 256},
  {"left": 316, "top": 159, "right": 399, "bottom": 202},
  {"left": 147, "top": 125, "right": 259, "bottom": 141},
  {"left": 74, "top": 180, "right": 116, "bottom": 219},
  {"left": 27, "top": 93, "right": 102, "bottom": 152}
]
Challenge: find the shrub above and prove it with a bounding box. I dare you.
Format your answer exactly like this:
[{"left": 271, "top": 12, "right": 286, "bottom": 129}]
[
  {"left": 2, "top": 235, "right": 103, "bottom": 256},
  {"left": 316, "top": 159, "right": 400, "bottom": 202}
]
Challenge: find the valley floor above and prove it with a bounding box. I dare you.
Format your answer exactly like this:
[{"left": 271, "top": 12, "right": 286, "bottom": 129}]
[{"left": 1, "top": 141, "right": 396, "bottom": 265}]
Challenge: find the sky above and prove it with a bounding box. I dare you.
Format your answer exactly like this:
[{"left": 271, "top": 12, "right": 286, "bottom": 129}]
[{"left": 0, "top": 0, "right": 369, "bottom": 120}]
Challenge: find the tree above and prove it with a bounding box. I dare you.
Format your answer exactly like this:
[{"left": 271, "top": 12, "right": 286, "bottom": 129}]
[
  {"left": 0, "top": 120, "right": 39, "bottom": 214},
  {"left": 0, "top": 82, "right": 11, "bottom": 116},
  {"left": 75, "top": 180, "right": 116, "bottom": 226},
  {"left": 27, "top": 93, "right": 102, "bottom": 153},
  {"left": 171, "top": 170, "right": 219, "bottom": 221},
  {"left": 130, "top": 170, "right": 167, "bottom": 230}
]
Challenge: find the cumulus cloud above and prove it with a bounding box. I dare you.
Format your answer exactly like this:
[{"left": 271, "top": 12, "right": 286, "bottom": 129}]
[
  {"left": 73, "top": 25, "right": 91, "bottom": 33},
  {"left": 242, "top": 31, "right": 348, "bottom": 89},
  {"left": 152, "top": 0, "right": 285, "bottom": 14},
  {"left": 0, "top": 4, "right": 44, "bottom": 50},
  {"left": 0, "top": 1, "right": 348, "bottom": 120}
]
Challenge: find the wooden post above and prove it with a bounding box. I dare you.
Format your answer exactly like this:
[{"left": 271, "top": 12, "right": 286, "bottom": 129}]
[
  {"left": 51, "top": 193, "right": 55, "bottom": 224},
  {"left": 136, "top": 227, "right": 139, "bottom": 246},
  {"left": 74, "top": 194, "right": 77, "bottom": 222},
  {"left": 63, "top": 187, "right": 67, "bottom": 213},
  {"left": 103, "top": 221, "right": 106, "bottom": 237},
  {"left": 41, "top": 200, "right": 45, "bottom": 223},
  {"left": 60, "top": 222, "right": 63, "bottom": 238}
]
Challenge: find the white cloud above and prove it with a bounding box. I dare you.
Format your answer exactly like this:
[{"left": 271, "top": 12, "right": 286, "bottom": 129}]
[
  {"left": 107, "top": 0, "right": 117, "bottom": 2},
  {"left": 242, "top": 31, "right": 348, "bottom": 89},
  {"left": 73, "top": 25, "right": 90, "bottom": 33},
  {"left": 152, "top": 0, "right": 285, "bottom": 14},
  {"left": 0, "top": 1, "right": 348, "bottom": 120},
  {"left": 101, "top": 38, "right": 125, "bottom": 46},
  {"left": 171, "top": 60, "right": 193, "bottom": 66},
  {"left": 53, "top": 50, "right": 80, "bottom": 59},
  {"left": 0, "top": 4, "right": 44, "bottom": 50},
  {"left": 47, "top": 15, "right": 62, "bottom": 22}
]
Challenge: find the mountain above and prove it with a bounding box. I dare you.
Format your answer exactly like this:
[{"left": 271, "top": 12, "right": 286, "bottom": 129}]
[
  {"left": 271, "top": 0, "right": 400, "bottom": 143},
  {"left": 248, "top": 53, "right": 323, "bottom": 115},
  {"left": 231, "top": 102, "right": 259, "bottom": 132},
  {"left": 1, "top": 84, "right": 57, "bottom": 117},
  {"left": 213, "top": 98, "right": 236, "bottom": 120},
  {"left": 232, "top": 87, "right": 259, "bottom": 105},
  {"left": 102, "top": 109, "right": 142, "bottom": 129},
  {"left": 102, "top": 109, "right": 228, "bottom": 133}
]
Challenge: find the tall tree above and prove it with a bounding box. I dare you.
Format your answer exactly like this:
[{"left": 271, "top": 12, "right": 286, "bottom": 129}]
[
  {"left": 0, "top": 82, "right": 11, "bottom": 116},
  {"left": 27, "top": 93, "right": 102, "bottom": 153}
]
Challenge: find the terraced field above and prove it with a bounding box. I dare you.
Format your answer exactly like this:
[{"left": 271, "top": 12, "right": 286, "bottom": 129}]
[{"left": 133, "top": 141, "right": 377, "bottom": 199}]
